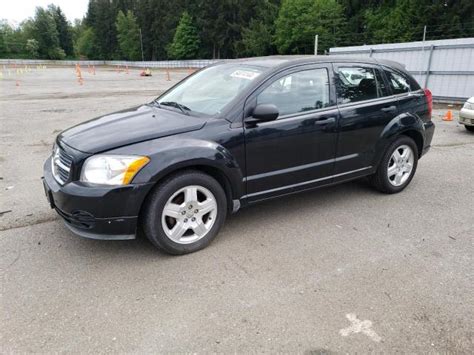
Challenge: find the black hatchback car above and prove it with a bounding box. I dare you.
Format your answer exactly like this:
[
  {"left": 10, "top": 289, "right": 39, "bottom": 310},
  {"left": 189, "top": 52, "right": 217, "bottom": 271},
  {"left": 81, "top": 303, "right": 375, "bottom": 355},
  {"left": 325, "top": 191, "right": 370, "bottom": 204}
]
[{"left": 43, "top": 56, "right": 435, "bottom": 254}]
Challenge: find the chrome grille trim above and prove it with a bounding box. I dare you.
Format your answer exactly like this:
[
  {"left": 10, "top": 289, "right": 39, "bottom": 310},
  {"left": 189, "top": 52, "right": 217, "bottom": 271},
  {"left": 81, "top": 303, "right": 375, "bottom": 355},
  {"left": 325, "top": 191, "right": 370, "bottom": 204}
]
[{"left": 52, "top": 146, "right": 73, "bottom": 184}]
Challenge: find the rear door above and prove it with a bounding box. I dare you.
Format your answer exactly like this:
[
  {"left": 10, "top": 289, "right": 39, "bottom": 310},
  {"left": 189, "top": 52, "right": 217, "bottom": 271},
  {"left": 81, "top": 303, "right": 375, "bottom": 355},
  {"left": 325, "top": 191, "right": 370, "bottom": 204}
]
[
  {"left": 333, "top": 63, "right": 398, "bottom": 179},
  {"left": 243, "top": 64, "right": 339, "bottom": 201}
]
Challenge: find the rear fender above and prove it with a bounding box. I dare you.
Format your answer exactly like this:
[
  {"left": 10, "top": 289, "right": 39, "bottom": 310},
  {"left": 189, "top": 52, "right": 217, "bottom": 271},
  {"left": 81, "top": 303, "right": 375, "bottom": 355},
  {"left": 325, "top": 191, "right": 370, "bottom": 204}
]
[{"left": 372, "top": 112, "right": 425, "bottom": 167}]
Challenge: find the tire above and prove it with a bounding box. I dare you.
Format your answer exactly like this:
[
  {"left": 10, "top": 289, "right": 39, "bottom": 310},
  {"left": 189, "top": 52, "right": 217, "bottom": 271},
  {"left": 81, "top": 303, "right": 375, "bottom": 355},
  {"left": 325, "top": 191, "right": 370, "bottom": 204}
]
[
  {"left": 143, "top": 170, "right": 227, "bottom": 255},
  {"left": 369, "top": 136, "right": 418, "bottom": 194},
  {"left": 465, "top": 125, "right": 474, "bottom": 132}
]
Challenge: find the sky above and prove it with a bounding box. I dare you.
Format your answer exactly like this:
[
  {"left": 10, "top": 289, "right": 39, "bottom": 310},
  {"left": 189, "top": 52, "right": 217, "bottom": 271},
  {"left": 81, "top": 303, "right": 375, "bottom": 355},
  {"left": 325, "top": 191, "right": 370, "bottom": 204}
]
[{"left": 0, "top": 0, "right": 89, "bottom": 25}]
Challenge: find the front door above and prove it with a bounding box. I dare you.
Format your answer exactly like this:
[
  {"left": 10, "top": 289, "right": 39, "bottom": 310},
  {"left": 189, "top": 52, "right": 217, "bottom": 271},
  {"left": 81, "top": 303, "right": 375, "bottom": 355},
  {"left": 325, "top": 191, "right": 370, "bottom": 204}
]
[{"left": 243, "top": 64, "right": 339, "bottom": 202}]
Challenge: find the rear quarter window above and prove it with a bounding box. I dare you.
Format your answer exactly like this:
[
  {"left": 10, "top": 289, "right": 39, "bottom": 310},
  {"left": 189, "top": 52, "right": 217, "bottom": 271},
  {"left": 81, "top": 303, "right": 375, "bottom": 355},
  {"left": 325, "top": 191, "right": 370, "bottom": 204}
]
[{"left": 384, "top": 69, "right": 417, "bottom": 94}]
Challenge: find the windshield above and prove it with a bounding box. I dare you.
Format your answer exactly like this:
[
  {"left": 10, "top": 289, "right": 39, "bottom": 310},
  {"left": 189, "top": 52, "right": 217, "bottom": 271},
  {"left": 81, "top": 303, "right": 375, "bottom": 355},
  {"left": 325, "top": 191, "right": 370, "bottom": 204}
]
[{"left": 157, "top": 64, "right": 264, "bottom": 116}]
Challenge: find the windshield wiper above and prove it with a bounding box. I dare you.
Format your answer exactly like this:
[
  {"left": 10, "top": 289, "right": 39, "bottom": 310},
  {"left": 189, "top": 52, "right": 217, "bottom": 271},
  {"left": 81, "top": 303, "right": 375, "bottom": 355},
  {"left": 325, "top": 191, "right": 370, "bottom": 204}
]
[{"left": 158, "top": 101, "right": 191, "bottom": 116}]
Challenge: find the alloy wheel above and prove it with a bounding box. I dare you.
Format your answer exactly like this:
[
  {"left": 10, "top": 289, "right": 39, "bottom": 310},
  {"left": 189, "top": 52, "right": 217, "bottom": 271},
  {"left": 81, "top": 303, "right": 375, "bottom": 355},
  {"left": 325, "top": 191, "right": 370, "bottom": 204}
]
[
  {"left": 387, "top": 144, "right": 414, "bottom": 187},
  {"left": 161, "top": 185, "right": 218, "bottom": 244}
]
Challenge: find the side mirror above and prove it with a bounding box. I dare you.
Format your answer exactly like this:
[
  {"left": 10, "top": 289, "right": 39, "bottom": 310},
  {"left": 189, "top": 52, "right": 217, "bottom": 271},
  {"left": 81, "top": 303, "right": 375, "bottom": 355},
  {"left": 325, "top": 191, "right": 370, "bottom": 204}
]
[{"left": 251, "top": 104, "right": 279, "bottom": 122}]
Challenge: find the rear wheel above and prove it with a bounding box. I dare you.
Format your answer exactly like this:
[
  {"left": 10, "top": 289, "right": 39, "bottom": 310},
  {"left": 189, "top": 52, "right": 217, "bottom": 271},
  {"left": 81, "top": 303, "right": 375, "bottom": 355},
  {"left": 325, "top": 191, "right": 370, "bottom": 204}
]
[
  {"left": 465, "top": 125, "right": 474, "bottom": 132},
  {"left": 143, "top": 171, "right": 227, "bottom": 255},
  {"left": 370, "top": 136, "right": 418, "bottom": 194}
]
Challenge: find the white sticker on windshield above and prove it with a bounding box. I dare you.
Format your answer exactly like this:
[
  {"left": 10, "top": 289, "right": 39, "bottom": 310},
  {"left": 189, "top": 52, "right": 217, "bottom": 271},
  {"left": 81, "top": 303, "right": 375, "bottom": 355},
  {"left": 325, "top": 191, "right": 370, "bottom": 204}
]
[{"left": 230, "top": 70, "right": 260, "bottom": 80}]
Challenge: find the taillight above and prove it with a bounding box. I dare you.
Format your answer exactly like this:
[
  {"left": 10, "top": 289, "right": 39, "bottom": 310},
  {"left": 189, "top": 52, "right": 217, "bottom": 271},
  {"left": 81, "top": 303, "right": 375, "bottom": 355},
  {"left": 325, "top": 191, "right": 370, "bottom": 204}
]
[{"left": 424, "top": 88, "right": 433, "bottom": 117}]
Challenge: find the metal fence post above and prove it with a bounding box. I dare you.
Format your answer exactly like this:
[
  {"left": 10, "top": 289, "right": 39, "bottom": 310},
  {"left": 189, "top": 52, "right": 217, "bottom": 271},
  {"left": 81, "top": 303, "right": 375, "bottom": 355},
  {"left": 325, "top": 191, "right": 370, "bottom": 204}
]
[{"left": 424, "top": 45, "right": 434, "bottom": 89}]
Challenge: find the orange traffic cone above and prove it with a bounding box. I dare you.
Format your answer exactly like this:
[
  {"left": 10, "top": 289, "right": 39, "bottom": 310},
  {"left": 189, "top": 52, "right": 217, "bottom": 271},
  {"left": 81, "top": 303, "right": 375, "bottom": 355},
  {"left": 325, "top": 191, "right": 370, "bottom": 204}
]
[{"left": 442, "top": 110, "right": 453, "bottom": 121}]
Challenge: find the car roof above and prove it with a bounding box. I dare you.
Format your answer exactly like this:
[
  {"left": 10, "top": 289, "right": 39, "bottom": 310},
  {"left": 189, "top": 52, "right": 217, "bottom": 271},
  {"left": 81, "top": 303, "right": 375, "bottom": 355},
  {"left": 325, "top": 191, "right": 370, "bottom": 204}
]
[{"left": 220, "top": 55, "right": 406, "bottom": 72}]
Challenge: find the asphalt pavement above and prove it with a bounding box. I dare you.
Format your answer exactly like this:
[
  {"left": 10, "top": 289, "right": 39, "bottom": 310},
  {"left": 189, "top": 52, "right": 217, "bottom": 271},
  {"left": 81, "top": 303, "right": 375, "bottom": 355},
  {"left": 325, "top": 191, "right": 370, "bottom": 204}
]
[{"left": 1, "top": 68, "right": 473, "bottom": 353}]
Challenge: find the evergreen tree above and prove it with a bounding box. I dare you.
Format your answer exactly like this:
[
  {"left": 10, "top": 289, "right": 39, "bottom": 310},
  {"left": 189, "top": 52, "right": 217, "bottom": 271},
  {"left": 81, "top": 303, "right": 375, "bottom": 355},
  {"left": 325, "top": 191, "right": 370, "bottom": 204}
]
[
  {"left": 49, "top": 5, "right": 74, "bottom": 57},
  {"left": 85, "top": 0, "right": 119, "bottom": 59},
  {"left": 239, "top": 0, "right": 279, "bottom": 57},
  {"left": 116, "top": 10, "right": 141, "bottom": 60},
  {"left": 167, "top": 11, "right": 201, "bottom": 59},
  {"left": 2, "top": 0, "right": 473, "bottom": 60},
  {"left": 0, "top": 21, "right": 10, "bottom": 57},
  {"left": 32, "top": 7, "right": 65, "bottom": 59}
]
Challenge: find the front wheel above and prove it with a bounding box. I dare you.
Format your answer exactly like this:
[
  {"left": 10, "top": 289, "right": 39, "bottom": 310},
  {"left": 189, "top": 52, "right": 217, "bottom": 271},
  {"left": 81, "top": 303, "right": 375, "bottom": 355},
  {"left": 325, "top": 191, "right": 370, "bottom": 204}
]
[
  {"left": 465, "top": 125, "right": 474, "bottom": 132},
  {"left": 143, "top": 171, "right": 227, "bottom": 255},
  {"left": 370, "top": 136, "right": 418, "bottom": 194}
]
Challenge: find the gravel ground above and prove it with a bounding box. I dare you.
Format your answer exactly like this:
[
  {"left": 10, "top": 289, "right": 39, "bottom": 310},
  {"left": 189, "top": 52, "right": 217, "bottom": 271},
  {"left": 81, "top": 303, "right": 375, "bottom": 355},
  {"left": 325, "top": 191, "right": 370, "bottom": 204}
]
[{"left": 1, "top": 67, "right": 473, "bottom": 353}]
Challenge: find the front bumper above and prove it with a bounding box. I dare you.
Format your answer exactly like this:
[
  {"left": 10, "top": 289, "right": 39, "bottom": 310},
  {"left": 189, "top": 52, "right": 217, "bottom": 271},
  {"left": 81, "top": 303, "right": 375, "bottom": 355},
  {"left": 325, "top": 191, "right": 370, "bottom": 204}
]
[
  {"left": 43, "top": 157, "right": 154, "bottom": 240},
  {"left": 459, "top": 108, "right": 474, "bottom": 126}
]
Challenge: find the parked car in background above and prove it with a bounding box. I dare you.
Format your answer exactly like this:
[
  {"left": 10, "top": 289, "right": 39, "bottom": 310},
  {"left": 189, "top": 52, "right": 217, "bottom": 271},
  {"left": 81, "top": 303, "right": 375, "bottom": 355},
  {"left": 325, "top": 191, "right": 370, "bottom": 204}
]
[
  {"left": 43, "top": 56, "right": 435, "bottom": 255},
  {"left": 459, "top": 97, "right": 474, "bottom": 132}
]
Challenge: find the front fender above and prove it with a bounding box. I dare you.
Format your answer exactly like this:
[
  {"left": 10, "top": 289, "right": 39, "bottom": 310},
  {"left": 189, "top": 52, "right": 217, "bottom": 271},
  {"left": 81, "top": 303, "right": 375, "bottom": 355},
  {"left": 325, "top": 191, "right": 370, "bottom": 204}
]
[
  {"left": 109, "top": 136, "right": 244, "bottom": 198},
  {"left": 373, "top": 112, "right": 425, "bottom": 166}
]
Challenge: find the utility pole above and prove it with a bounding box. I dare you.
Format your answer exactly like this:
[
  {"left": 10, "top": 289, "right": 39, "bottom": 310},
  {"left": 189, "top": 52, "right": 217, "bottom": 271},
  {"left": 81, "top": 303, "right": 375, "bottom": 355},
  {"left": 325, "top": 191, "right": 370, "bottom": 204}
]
[
  {"left": 139, "top": 28, "right": 145, "bottom": 62},
  {"left": 314, "top": 35, "right": 319, "bottom": 55}
]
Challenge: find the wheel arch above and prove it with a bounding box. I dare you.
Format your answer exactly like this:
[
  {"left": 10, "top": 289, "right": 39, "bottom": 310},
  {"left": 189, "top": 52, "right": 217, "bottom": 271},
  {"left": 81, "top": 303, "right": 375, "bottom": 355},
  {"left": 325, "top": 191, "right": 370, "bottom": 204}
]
[
  {"left": 138, "top": 161, "right": 241, "bottom": 225},
  {"left": 400, "top": 129, "right": 423, "bottom": 157},
  {"left": 373, "top": 112, "right": 425, "bottom": 167}
]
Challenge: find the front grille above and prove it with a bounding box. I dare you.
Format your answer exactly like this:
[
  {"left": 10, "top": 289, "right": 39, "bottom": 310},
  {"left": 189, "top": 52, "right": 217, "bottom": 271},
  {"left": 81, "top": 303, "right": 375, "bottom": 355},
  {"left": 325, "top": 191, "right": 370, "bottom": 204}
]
[{"left": 52, "top": 145, "right": 73, "bottom": 184}]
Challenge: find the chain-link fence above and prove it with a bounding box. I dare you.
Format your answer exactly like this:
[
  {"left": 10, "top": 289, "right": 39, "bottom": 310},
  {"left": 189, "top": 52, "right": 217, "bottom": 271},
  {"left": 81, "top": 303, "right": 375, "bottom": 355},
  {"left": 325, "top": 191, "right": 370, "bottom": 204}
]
[{"left": 0, "top": 59, "right": 218, "bottom": 68}]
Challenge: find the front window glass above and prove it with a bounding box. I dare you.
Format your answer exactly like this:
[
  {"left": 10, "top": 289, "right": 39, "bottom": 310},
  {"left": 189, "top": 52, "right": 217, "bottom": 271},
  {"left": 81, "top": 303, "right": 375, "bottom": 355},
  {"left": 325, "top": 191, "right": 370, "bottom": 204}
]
[
  {"left": 257, "top": 68, "right": 330, "bottom": 116},
  {"left": 157, "top": 64, "right": 263, "bottom": 116}
]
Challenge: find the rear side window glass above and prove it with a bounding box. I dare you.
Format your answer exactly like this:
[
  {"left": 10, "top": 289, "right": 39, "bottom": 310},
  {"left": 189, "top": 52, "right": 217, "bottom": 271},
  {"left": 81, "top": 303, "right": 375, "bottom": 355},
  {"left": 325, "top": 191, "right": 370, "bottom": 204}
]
[
  {"left": 257, "top": 68, "right": 330, "bottom": 116},
  {"left": 385, "top": 70, "right": 411, "bottom": 94},
  {"left": 337, "top": 67, "right": 381, "bottom": 103}
]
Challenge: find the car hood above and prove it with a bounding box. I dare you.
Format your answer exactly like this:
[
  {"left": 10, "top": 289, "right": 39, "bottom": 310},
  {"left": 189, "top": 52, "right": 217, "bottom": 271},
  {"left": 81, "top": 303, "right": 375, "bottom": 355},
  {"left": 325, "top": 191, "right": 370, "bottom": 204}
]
[{"left": 58, "top": 104, "right": 207, "bottom": 154}]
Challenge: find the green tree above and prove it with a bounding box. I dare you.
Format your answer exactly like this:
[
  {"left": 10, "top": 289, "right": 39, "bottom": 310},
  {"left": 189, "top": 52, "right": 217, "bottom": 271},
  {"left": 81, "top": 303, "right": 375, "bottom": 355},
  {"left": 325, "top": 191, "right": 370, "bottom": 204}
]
[
  {"left": 365, "top": 0, "right": 474, "bottom": 44},
  {"left": 239, "top": 0, "right": 279, "bottom": 56},
  {"left": 167, "top": 11, "right": 200, "bottom": 59},
  {"left": 115, "top": 10, "right": 141, "bottom": 60},
  {"left": 25, "top": 38, "right": 39, "bottom": 58},
  {"left": 76, "top": 27, "right": 97, "bottom": 58},
  {"left": 274, "top": 0, "right": 346, "bottom": 54},
  {"left": 32, "top": 7, "right": 65, "bottom": 59},
  {"left": 49, "top": 5, "right": 74, "bottom": 57},
  {"left": 0, "top": 21, "right": 11, "bottom": 57},
  {"left": 85, "top": 0, "right": 119, "bottom": 59}
]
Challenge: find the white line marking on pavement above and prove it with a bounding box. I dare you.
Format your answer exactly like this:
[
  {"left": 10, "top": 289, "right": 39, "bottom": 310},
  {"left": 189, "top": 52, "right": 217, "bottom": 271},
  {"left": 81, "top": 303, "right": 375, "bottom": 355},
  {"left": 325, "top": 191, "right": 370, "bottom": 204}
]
[{"left": 339, "top": 313, "right": 382, "bottom": 342}]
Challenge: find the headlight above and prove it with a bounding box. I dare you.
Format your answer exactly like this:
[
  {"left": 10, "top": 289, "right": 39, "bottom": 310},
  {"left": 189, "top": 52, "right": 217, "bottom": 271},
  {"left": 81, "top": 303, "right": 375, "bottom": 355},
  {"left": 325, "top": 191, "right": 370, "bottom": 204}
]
[{"left": 81, "top": 155, "right": 150, "bottom": 185}]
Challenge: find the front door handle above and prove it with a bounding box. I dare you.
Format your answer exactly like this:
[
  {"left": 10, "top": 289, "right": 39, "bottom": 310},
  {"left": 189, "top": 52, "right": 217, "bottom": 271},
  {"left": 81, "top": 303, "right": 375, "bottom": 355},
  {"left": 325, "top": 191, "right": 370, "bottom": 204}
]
[
  {"left": 314, "top": 117, "right": 336, "bottom": 125},
  {"left": 381, "top": 105, "right": 397, "bottom": 114}
]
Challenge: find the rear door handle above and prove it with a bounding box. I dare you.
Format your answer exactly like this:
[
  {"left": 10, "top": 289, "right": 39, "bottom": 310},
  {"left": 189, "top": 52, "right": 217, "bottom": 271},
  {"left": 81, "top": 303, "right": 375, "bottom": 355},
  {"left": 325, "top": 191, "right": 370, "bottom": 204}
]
[
  {"left": 381, "top": 105, "right": 397, "bottom": 113},
  {"left": 314, "top": 117, "right": 336, "bottom": 125}
]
